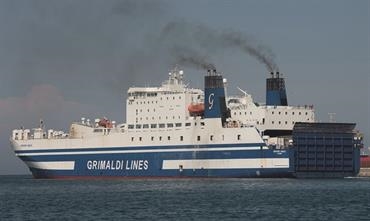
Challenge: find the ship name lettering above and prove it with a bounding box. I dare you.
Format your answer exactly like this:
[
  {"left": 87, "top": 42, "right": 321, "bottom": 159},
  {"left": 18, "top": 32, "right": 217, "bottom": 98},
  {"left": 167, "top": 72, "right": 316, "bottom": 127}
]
[
  {"left": 125, "top": 160, "right": 149, "bottom": 170},
  {"left": 87, "top": 160, "right": 148, "bottom": 171}
]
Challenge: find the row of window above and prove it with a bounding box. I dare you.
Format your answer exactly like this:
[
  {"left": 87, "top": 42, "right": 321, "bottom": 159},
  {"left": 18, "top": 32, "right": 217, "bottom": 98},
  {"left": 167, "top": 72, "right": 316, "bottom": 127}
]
[
  {"left": 271, "top": 111, "right": 308, "bottom": 116},
  {"left": 135, "top": 116, "right": 182, "bottom": 122},
  {"left": 128, "top": 122, "right": 204, "bottom": 129},
  {"left": 233, "top": 111, "right": 309, "bottom": 116},
  {"left": 130, "top": 134, "right": 242, "bottom": 142},
  {"left": 271, "top": 121, "right": 293, "bottom": 125},
  {"left": 129, "top": 96, "right": 183, "bottom": 105}
]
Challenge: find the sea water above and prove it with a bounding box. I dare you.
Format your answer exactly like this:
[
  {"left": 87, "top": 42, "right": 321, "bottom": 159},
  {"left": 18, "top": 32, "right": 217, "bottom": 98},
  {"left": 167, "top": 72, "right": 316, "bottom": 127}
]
[{"left": 0, "top": 176, "right": 369, "bottom": 220}]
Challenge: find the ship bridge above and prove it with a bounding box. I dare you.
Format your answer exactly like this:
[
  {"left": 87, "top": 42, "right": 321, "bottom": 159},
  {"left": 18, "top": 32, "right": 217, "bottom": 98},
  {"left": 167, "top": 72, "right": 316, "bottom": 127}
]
[{"left": 126, "top": 68, "right": 203, "bottom": 125}]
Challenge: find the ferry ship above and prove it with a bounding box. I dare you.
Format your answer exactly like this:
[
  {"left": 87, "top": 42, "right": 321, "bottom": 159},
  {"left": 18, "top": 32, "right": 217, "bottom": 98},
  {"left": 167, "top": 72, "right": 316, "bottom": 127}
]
[{"left": 10, "top": 68, "right": 295, "bottom": 178}]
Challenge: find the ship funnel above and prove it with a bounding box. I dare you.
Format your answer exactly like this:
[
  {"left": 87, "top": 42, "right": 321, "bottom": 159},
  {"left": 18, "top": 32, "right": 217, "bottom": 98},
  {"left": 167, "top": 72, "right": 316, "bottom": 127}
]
[
  {"left": 266, "top": 71, "right": 288, "bottom": 106},
  {"left": 204, "top": 70, "right": 230, "bottom": 125}
]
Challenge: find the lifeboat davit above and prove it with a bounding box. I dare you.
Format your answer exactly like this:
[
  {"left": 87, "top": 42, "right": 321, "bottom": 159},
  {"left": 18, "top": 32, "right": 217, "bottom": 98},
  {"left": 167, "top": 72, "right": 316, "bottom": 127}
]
[
  {"left": 98, "top": 118, "right": 113, "bottom": 128},
  {"left": 188, "top": 103, "right": 205, "bottom": 116}
]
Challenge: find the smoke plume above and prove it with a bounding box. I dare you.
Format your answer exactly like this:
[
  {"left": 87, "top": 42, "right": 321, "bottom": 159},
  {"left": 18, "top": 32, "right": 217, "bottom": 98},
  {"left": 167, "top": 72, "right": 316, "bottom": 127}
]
[
  {"left": 160, "top": 21, "right": 279, "bottom": 72},
  {"left": 221, "top": 31, "right": 278, "bottom": 72},
  {"left": 171, "top": 46, "right": 216, "bottom": 70}
]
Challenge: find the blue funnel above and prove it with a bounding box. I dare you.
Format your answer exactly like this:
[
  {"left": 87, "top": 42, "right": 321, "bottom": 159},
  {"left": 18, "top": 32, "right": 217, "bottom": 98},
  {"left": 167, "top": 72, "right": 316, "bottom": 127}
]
[
  {"left": 266, "top": 72, "right": 288, "bottom": 106},
  {"left": 204, "top": 70, "right": 230, "bottom": 124}
]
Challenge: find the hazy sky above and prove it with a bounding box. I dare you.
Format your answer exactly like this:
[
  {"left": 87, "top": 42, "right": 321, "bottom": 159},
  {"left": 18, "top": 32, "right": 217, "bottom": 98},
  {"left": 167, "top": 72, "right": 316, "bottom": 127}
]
[{"left": 0, "top": 0, "right": 369, "bottom": 175}]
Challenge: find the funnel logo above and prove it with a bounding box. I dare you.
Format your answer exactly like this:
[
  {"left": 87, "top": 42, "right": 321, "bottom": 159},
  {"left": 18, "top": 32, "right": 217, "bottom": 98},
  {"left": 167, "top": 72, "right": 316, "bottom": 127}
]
[{"left": 208, "top": 93, "right": 215, "bottom": 110}]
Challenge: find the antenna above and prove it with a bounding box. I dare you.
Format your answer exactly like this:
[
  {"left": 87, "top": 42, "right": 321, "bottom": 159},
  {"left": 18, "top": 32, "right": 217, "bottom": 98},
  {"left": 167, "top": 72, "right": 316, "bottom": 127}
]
[
  {"left": 237, "top": 87, "right": 247, "bottom": 97},
  {"left": 39, "top": 119, "right": 44, "bottom": 129}
]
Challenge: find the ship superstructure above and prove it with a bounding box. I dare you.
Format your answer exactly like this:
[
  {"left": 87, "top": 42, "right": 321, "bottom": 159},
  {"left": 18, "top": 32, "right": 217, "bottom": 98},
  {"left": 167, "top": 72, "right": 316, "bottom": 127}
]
[
  {"left": 11, "top": 68, "right": 293, "bottom": 178},
  {"left": 227, "top": 71, "right": 315, "bottom": 137}
]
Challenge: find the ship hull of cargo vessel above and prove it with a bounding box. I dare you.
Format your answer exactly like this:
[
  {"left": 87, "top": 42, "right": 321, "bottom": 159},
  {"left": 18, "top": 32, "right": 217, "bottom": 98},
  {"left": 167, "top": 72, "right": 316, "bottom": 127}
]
[{"left": 16, "top": 144, "right": 294, "bottom": 179}]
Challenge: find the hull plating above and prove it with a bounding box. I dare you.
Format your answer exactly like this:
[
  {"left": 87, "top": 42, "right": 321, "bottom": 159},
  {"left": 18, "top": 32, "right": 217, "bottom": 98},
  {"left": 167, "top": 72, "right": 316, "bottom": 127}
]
[{"left": 16, "top": 145, "right": 294, "bottom": 179}]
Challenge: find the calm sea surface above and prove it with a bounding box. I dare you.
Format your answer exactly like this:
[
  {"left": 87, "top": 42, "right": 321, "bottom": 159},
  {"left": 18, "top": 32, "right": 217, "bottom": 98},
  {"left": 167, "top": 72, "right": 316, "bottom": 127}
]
[{"left": 0, "top": 175, "right": 369, "bottom": 220}]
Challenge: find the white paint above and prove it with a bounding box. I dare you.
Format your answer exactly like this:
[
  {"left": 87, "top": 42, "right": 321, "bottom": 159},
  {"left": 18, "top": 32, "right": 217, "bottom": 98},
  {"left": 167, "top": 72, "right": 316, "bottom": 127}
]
[
  {"left": 162, "top": 158, "right": 289, "bottom": 170},
  {"left": 24, "top": 161, "right": 75, "bottom": 170}
]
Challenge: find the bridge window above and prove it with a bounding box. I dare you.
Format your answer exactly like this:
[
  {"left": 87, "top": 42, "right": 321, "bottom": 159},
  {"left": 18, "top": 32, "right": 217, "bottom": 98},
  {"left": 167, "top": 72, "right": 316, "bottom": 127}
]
[
  {"left": 159, "top": 136, "right": 162, "bottom": 141},
  {"left": 159, "top": 124, "right": 165, "bottom": 128},
  {"left": 180, "top": 136, "right": 183, "bottom": 141},
  {"left": 136, "top": 125, "right": 141, "bottom": 129},
  {"left": 197, "top": 136, "right": 201, "bottom": 141},
  {"left": 143, "top": 124, "right": 149, "bottom": 129},
  {"left": 139, "top": 137, "right": 142, "bottom": 141},
  {"left": 151, "top": 124, "right": 157, "bottom": 128},
  {"left": 175, "top": 123, "right": 182, "bottom": 127},
  {"left": 185, "top": 123, "right": 191, "bottom": 127},
  {"left": 237, "top": 135, "right": 241, "bottom": 140},
  {"left": 168, "top": 136, "right": 171, "bottom": 141},
  {"left": 167, "top": 123, "right": 173, "bottom": 128},
  {"left": 131, "top": 137, "right": 134, "bottom": 142},
  {"left": 128, "top": 125, "right": 134, "bottom": 129},
  {"left": 210, "top": 135, "right": 214, "bottom": 141},
  {"left": 151, "top": 136, "right": 154, "bottom": 141}
]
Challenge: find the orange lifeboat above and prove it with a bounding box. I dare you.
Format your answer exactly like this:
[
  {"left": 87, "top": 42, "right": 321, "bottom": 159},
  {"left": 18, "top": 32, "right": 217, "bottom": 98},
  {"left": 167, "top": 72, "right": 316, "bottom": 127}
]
[
  {"left": 188, "top": 103, "right": 205, "bottom": 116},
  {"left": 98, "top": 118, "right": 113, "bottom": 128}
]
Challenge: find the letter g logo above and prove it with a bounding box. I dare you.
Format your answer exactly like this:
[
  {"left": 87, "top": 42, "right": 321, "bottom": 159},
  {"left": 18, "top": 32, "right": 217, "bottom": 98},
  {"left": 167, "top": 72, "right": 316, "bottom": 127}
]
[{"left": 208, "top": 93, "right": 215, "bottom": 110}]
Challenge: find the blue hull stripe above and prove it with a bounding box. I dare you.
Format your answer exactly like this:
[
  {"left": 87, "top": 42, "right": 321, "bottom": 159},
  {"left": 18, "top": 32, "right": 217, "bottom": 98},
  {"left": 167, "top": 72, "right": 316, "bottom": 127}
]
[
  {"left": 16, "top": 147, "right": 272, "bottom": 157},
  {"left": 16, "top": 145, "right": 294, "bottom": 178},
  {"left": 19, "top": 149, "right": 294, "bottom": 178},
  {"left": 15, "top": 143, "right": 265, "bottom": 154},
  {"left": 19, "top": 149, "right": 290, "bottom": 162}
]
